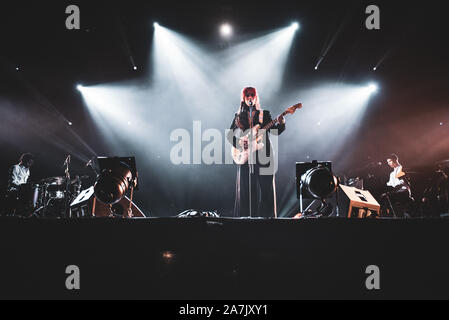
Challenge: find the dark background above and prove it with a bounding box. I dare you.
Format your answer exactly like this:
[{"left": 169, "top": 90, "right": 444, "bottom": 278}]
[{"left": 0, "top": 0, "right": 448, "bottom": 217}]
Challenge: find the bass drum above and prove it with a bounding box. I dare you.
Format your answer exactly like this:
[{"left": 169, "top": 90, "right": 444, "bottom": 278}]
[{"left": 46, "top": 183, "right": 66, "bottom": 200}]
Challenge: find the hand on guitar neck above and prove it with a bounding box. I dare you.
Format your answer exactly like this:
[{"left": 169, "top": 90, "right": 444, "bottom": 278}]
[{"left": 277, "top": 115, "right": 286, "bottom": 124}]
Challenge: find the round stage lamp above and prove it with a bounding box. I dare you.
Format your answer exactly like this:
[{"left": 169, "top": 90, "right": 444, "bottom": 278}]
[
  {"left": 94, "top": 162, "right": 134, "bottom": 205},
  {"left": 301, "top": 166, "right": 338, "bottom": 199}
]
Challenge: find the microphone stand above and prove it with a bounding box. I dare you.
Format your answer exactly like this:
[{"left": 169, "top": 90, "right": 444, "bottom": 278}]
[
  {"left": 248, "top": 104, "right": 254, "bottom": 217},
  {"left": 86, "top": 157, "right": 99, "bottom": 179},
  {"left": 63, "top": 155, "right": 71, "bottom": 218}
]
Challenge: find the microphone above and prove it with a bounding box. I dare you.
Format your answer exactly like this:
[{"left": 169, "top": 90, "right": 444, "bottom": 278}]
[{"left": 248, "top": 100, "right": 254, "bottom": 116}]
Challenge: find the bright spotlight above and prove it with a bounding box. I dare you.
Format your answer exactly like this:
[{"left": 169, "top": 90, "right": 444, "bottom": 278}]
[
  {"left": 220, "top": 23, "right": 233, "bottom": 38},
  {"left": 133, "top": 66, "right": 137, "bottom": 70},
  {"left": 76, "top": 84, "right": 83, "bottom": 91},
  {"left": 291, "top": 22, "right": 299, "bottom": 30},
  {"left": 368, "top": 83, "right": 378, "bottom": 93},
  {"left": 373, "top": 67, "right": 377, "bottom": 71},
  {"left": 153, "top": 22, "right": 159, "bottom": 28}
]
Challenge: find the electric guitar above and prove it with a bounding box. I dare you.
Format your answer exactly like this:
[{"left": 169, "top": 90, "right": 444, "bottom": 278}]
[{"left": 231, "top": 103, "right": 302, "bottom": 165}]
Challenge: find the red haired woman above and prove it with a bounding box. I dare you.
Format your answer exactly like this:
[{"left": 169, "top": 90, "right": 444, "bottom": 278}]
[{"left": 228, "top": 87, "right": 286, "bottom": 218}]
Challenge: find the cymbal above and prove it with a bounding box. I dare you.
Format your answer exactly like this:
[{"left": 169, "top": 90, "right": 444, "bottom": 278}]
[
  {"left": 42, "top": 175, "right": 90, "bottom": 185},
  {"left": 40, "top": 176, "right": 65, "bottom": 185}
]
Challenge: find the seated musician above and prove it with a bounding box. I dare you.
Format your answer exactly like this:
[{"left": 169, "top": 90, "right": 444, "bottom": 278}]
[{"left": 380, "top": 154, "right": 412, "bottom": 217}]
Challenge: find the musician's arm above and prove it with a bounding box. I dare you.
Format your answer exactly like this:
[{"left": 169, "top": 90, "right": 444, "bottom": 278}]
[
  {"left": 11, "top": 166, "right": 22, "bottom": 186},
  {"left": 395, "top": 166, "right": 404, "bottom": 179},
  {"left": 265, "top": 111, "right": 285, "bottom": 135}
]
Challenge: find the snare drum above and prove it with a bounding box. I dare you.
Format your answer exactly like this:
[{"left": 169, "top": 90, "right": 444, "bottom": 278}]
[{"left": 48, "top": 190, "right": 65, "bottom": 199}]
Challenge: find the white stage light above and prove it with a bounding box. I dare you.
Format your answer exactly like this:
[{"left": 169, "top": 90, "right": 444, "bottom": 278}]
[
  {"left": 368, "top": 83, "right": 378, "bottom": 93},
  {"left": 291, "top": 22, "right": 299, "bottom": 30},
  {"left": 373, "top": 67, "right": 377, "bottom": 71},
  {"left": 154, "top": 22, "right": 159, "bottom": 28},
  {"left": 76, "top": 84, "right": 83, "bottom": 91},
  {"left": 133, "top": 66, "right": 137, "bottom": 70},
  {"left": 220, "top": 23, "right": 233, "bottom": 37}
]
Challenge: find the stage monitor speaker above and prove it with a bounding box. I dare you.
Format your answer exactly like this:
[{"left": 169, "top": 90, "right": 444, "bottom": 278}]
[
  {"left": 338, "top": 185, "right": 380, "bottom": 218},
  {"left": 70, "top": 186, "right": 145, "bottom": 218}
]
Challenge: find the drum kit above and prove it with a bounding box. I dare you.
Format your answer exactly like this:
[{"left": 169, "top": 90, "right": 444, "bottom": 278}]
[
  {"left": 343, "top": 158, "right": 449, "bottom": 217},
  {"left": 22, "top": 175, "right": 89, "bottom": 217}
]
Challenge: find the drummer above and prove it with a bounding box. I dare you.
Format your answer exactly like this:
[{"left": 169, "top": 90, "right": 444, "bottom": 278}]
[
  {"left": 8, "top": 153, "right": 34, "bottom": 191},
  {"left": 5, "top": 153, "right": 34, "bottom": 216}
]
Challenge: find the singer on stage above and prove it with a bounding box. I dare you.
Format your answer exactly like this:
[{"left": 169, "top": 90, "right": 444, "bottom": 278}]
[{"left": 227, "top": 87, "right": 286, "bottom": 218}]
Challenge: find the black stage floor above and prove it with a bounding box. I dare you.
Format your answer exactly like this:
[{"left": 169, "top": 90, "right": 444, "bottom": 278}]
[{"left": 1, "top": 217, "right": 448, "bottom": 299}]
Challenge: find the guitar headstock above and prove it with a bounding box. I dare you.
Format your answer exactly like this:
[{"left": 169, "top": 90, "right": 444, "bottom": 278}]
[{"left": 286, "top": 102, "right": 303, "bottom": 114}]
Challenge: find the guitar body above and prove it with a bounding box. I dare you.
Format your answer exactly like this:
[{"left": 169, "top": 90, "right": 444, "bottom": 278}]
[
  {"left": 231, "top": 147, "right": 247, "bottom": 165},
  {"left": 232, "top": 125, "right": 264, "bottom": 165}
]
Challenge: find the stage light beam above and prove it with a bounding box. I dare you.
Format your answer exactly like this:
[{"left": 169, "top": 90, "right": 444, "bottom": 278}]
[
  {"left": 217, "top": 25, "right": 298, "bottom": 97},
  {"left": 367, "top": 83, "right": 378, "bottom": 94}
]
